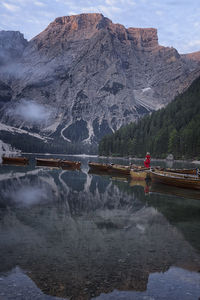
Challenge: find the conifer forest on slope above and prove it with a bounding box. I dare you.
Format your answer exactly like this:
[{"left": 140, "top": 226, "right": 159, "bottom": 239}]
[{"left": 99, "top": 76, "right": 200, "bottom": 160}]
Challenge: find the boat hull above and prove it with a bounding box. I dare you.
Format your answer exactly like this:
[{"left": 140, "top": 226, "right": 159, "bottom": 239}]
[
  {"left": 109, "top": 164, "right": 130, "bottom": 175},
  {"left": 36, "top": 158, "right": 81, "bottom": 169},
  {"left": 165, "top": 168, "right": 198, "bottom": 175},
  {"left": 130, "top": 169, "right": 150, "bottom": 180},
  {"left": 60, "top": 160, "right": 81, "bottom": 169},
  {"left": 88, "top": 162, "right": 111, "bottom": 172},
  {"left": 150, "top": 170, "right": 200, "bottom": 190},
  {"left": 36, "top": 158, "right": 61, "bottom": 167},
  {"left": 2, "top": 156, "right": 29, "bottom": 165}
]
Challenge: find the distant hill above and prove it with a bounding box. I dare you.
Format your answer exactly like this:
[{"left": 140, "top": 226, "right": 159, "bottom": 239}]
[{"left": 99, "top": 76, "right": 200, "bottom": 159}]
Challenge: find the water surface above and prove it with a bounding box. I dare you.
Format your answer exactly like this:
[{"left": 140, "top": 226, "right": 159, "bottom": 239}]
[{"left": 0, "top": 155, "right": 200, "bottom": 300}]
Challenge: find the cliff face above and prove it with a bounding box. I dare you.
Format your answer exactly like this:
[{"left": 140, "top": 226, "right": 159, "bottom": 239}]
[
  {"left": 0, "top": 13, "right": 200, "bottom": 152},
  {"left": 182, "top": 51, "right": 200, "bottom": 62},
  {"left": 0, "top": 31, "right": 27, "bottom": 65}
]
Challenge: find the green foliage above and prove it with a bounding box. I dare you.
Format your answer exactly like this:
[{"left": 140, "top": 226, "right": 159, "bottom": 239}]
[
  {"left": 0, "top": 131, "right": 98, "bottom": 154},
  {"left": 99, "top": 76, "right": 200, "bottom": 159}
]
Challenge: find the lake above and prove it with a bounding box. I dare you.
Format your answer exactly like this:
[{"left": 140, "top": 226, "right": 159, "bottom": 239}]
[{"left": 0, "top": 154, "right": 200, "bottom": 300}]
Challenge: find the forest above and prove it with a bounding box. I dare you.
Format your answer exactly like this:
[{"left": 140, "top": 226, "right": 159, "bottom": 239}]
[
  {"left": 0, "top": 131, "right": 97, "bottom": 154},
  {"left": 99, "top": 76, "right": 200, "bottom": 159}
]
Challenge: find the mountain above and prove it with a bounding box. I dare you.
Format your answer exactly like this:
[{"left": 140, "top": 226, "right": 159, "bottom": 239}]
[
  {"left": 182, "top": 51, "right": 200, "bottom": 62},
  {"left": 99, "top": 75, "right": 200, "bottom": 159},
  {"left": 0, "top": 13, "right": 200, "bottom": 153}
]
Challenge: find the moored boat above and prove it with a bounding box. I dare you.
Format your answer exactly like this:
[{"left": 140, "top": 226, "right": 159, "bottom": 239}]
[
  {"left": 36, "top": 158, "right": 81, "bottom": 169},
  {"left": 164, "top": 168, "right": 198, "bottom": 175},
  {"left": 88, "top": 162, "right": 111, "bottom": 172},
  {"left": 36, "top": 158, "right": 61, "bottom": 167},
  {"left": 109, "top": 164, "right": 131, "bottom": 175},
  {"left": 60, "top": 160, "right": 81, "bottom": 169},
  {"left": 150, "top": 170, "right": 200, "bottom": 190},
  {"left": 2, "top": 156, "right": 29, "bottom": 164},
  {"left": 130, "top": 168, "right": 150, "bottom": 180}
]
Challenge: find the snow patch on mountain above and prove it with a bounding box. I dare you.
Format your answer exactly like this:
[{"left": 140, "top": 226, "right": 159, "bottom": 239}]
[
  {"left": 0, "top": 140, "right": 20, "bottom": 161},
  {"left": 82, "top": 121, "right": 94, "bottom": 144},
  {"left": 0, "top": 122, "right": 49, "bottom": 141},
  {"left": 142, "top": 87, "right": 152, "bottom": 93}
]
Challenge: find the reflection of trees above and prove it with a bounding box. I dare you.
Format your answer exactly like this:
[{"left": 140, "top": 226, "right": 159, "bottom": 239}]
[
  {"left": 145, "top": 189, "right": 200, "bottom": 253},
  {"left": 0, "top": 167, "right": 200, "bottom": 299}
]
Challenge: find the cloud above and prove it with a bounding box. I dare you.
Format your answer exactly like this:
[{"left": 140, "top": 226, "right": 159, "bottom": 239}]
[
  {"left": 120, "top": 0, "right": 135, "bottom": 5},
  {"left": 80, "top": 4, "right": 123, "bottom": 19},
  {"left": 34, "top": 1, "right": 45, "bottom": 6},
  {"left": 37, "top": 11, "right": 56, "bottom": 18},
  {"left": 105, "top": 0, "right": 117, "bottom": 4},
  {"left": 194, "top": 22, "right": 200, "bottom": 28},
  {"left": 155, "top": 10, "right": 163, "bottom": 16},
  {"left": 187, "top": 40, "right": 200, "bottom": 48},
  {"left": 8, "top": 99, "right": 53, "bottom": 124},
  {"left": 106, "top": 0, "right": 135, "bottom": 5},
  {"left": 10, "top": 0, "right": 31, "bottom": 4},
  {"left": 2, "top": 2, "right": 20, "bottom": 12}
]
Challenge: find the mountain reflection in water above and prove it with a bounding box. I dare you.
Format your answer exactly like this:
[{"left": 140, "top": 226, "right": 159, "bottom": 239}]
[{"left": 0, "top": 156, "right": 200, "bottom": 300}]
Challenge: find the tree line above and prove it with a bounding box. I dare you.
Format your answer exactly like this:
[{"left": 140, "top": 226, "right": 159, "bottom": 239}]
[
  {"left": 99, "top": 76, "right": 200, "bottom": 160},
  {"left": 0, "top": 131, "right": 97, "bottom": 154}
]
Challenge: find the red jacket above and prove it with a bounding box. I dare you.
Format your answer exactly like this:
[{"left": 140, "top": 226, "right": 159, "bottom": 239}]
[{"left": 144, "top": 154, "right": 151, "bottom": 168}]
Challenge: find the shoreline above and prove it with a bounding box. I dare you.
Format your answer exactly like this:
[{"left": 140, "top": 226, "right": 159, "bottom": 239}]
[
  {"left": 98, "top": 155, "right": 200, "bottom": 165},
  {"left": 1, "top": 151, "right": 200, "bottom": 165}
]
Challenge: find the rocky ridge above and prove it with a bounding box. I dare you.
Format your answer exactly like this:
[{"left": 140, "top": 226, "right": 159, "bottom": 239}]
[{"left": 0, "top": 13, "right": 200, "bottom": 152}]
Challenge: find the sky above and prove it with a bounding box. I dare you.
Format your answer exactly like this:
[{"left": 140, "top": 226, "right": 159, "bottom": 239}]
[{"left": 0, "top": 0, "right": 200, "bottom": 54}]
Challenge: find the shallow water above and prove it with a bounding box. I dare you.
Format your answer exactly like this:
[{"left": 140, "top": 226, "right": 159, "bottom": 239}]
[{"left": 0, "top": 155, "right": 200, "bottom": 300}]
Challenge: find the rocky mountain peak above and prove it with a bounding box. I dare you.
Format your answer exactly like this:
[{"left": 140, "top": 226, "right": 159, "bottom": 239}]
[
  {"left": 0, "top": 14, "right": 200, "bottom": 153},
  {"left": 53, "top": 13, "right": 109, "bottom": 29},
  {"left": 182, "top": 51, "right": 200, "bottom": 62},
  {"left": 0, "top": 31, "right": 28, "bottom": 64},
  {"left": 30, "top": 13, "right": 159, "bottom": 54},
  {"left": 127, "top": 27, "right": 159, "bottom": 49},
  {"left": 33, "top": 13, "right": 111, "bottom": 43},
  {"left": 0, "top": 30, "right": 27, "bottom": 47}
]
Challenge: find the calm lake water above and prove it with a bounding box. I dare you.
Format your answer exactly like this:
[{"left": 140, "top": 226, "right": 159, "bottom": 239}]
[{"left": 0, "top": 155, "right": 200, "bottom": 300}]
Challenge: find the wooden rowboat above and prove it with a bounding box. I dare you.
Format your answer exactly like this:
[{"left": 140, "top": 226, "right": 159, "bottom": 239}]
[
  {"left": 2, "top": 156, "right": 29, "bottom": 164},
  {"left": 88, "top": 162, "right": 111, "bottom": 172},
  {"left": 150, "top": 170, "right": 200, "bottom": 190},
  {"left": 109, "top": 164, "right": 131, "bottom": 175},
  {"left": 36, "top": 158, "right": 61, "bottom": 167},
  {"left": 60, "top": 160, "right": 81, "bottom": 169},
  {"left": 36, "top": 158, "right": 81, "bottom": 169},
  {"left": 130, "top": 168, "right": 150, "bottom": 180},
  {"left": 163, "top": 168, "right": 198, "bottom": 175}
]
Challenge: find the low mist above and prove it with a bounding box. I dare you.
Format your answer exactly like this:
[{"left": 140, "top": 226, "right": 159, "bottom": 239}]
[
  {"left": 10, "top": 186, "right": 50, "bottom": 207},
  {"left": 8, "top": 99, "right": 53, "bottom": 124}
]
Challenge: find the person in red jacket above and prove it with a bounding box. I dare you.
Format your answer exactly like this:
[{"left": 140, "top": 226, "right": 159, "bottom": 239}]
[{"left": 144, "top": 152, "right": 151, "bottom": 168}]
